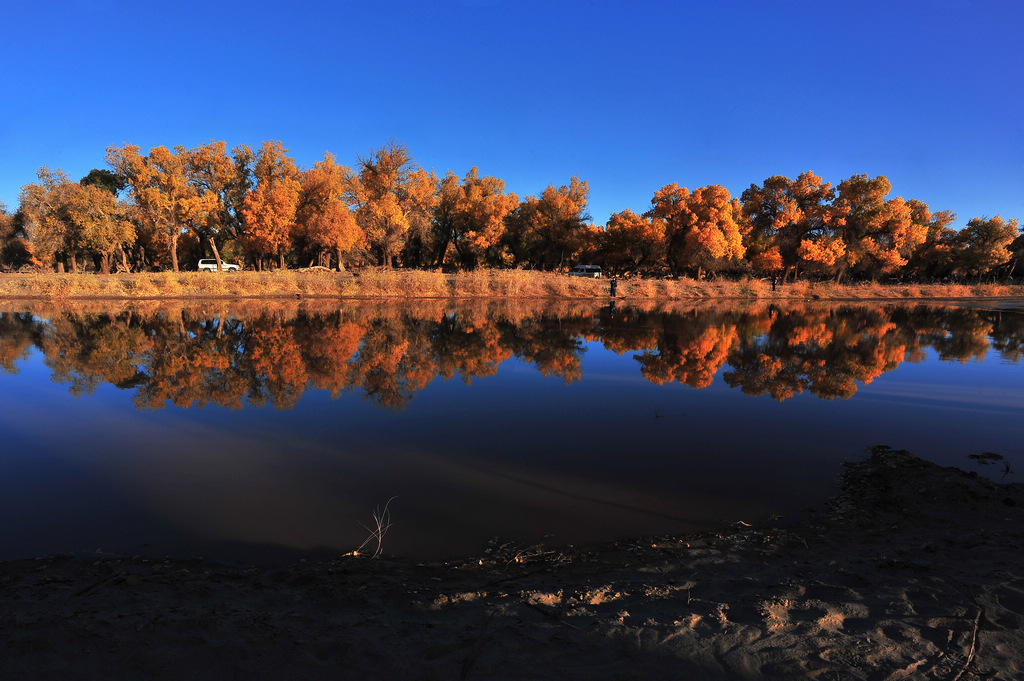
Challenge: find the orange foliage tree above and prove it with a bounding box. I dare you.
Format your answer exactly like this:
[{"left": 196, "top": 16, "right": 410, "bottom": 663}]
[
  {"left": 40, "top": 313, "right": 152, "bottom": 396},
  {"left": 433, "top": 167, "right": 518, "bottom": 269},
  {"left": 956, "top": 215, "right": 1020, "bottom": 279},
  {"left": 0, "top": 312, "right": 38, "bottom": 371},
  {"left": 904, "top": 202, "right": 958, "bottom": 279},
  {"left": 600, "top": 209, "right": 665, "bottom": 274},
  {"left": 0, "top": 201, "right": 32, "bottom": 270},
  {"left": 182, "top": 141, "right": 245, "bottom": 270},
  {"left": 16, "top": 137, "right": 1024, "bottom": 280},
  {"left": 632, "top": 311, "right": 739, "bottom": 388},
  {"left": 723, "top": 306, "right": 916, "bottom": 400},
  {"left": 781, "top": 171, "right": 837, "bottom": 278},
  {"left": 433, "top": 314, "right": 513, "bottom": 383},
  {"left": 133, "top": 315, "right": 240, "bottom": 409},
  {"left": 107, "top": 144, "right": 218, "bottom": 272},
  {"left": 505, "top": 177, "right": 591, "bottom": 269},
  {"left": 294, "top": 313, "right": 366, "bottom": 397},
  {"left": 344, "top": 317, "right": 415, "bottom": 408},
  {"left": 19, "top": 168, "right": 134, "bottom": 274},
  {"left": 740, "top": 175, "right": 799, "bottom": 269},
  {"left": 508, "top": 321, "right": 586, "bottom": 384},
  {"left": 796, "top": 236, "right": 847, "bottom": 278},
  {"left": 19, "top": 168, "right": 85, "bottom": 272},
  {"left": 240, "top": 141, "right": 301, "bottom": 270},
  {"left": 832, "top": 175, "right": 928, "bottom": 281},
  {"left": 245, "top": 315, "right": 309, "bottom": 409},
  {"left": 741, "top": 171, "right": 836, "bottom": 280},
  {"left": 648, "top": 183, "right": 689, "bottom": 274},
  {"left": 348, "top": 142, "right": 437, "bottom": 268},
  {"left": 72, "top": 183, "right": 135, "bottom": 274},
  {"left": 297, "top": 153, "right": 362, "bottom": 270},
  {"left": 651, "top": 184, "right": 745, "bottom": 279}
]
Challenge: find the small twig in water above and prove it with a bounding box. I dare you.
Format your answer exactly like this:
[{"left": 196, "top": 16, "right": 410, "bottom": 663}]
[{"left": 350, "top": 497, "right": 396, "bottom": 558}]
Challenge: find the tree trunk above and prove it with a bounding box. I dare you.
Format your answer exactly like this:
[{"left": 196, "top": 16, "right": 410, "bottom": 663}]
[
  {"left": 336, "top": 247, "right": 345, "bottom": 271},
  {"left": 132, "top": 244, "right": 146, "bottom": 272},
  {"left": 170, "top": 233, "right": 180, "bottom": 273},
  {"left": 434, "top": 234, "right": 451, "bottom": 268},
  {"left": 100, "top": 251, "right": 111, "bottom": 275},
  {"left": 279, "top": 249, "right": 285, "bottom": 270},
  {"left": 209, "top": 237, "right": 222, "bottom": 272},
  {"left": 70, "top": 254, "right": 79, "bottom": 274},
  {"left": 455, "top": 242, "right": 471, "bottom": 270}
]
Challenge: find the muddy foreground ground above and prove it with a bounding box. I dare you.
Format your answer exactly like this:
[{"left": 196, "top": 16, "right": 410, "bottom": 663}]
[{"left": 2, "top": 446, "right": 1022, "bottom": 680}]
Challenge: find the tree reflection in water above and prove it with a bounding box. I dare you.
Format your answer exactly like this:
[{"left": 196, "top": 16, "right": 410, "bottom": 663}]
[{"left": 1, "top": 300, "right": 1020, "bottom": 410}]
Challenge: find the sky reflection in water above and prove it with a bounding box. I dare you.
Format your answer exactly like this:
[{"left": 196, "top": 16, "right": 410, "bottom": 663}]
[{"left": 0, "top": 300, "right": 1021, "bottom": 562}]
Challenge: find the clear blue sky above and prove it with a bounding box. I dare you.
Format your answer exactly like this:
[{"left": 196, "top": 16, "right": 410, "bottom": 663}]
[{"left": 2, "top": 0, "right": 1021, "bottom": 230}]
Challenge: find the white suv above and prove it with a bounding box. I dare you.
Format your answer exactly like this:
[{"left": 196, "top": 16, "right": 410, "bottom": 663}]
[
  {"left": 198, "top": 258, "right": 240, "bottom": 272},
  {"left": 569, "top": 264, "right": 602, "bottom": 278}
]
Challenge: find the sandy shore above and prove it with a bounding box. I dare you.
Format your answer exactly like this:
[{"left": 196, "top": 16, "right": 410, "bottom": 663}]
[{"left": 2, "top": 446, "right": 1022, "bottom": 680}]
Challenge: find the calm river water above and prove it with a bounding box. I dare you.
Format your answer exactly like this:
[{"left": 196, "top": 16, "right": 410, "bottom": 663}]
[{"left": 1, "top": 299, "right": 1021, "bottom": 562}]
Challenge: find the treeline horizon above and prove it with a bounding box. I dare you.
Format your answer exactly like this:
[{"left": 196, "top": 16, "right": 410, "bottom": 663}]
[{"left": 1, "top": 140, "right": 1021, "bottom": 282}]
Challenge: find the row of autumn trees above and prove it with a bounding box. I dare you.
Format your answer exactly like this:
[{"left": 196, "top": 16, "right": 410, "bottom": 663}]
[
  {"left": 1, "top": 303, "right": 1019, "bottom": 410},
  {"left": 2, "top": 140, "right": 1021, "bottom": 280}
]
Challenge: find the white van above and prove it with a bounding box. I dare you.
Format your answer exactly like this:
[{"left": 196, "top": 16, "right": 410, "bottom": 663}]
[
  {"left": 198, "top": 258, "right": 240, "bottom": 272},
  {"left": 569, "top": 265, "right": 602, "bottom": 278}
]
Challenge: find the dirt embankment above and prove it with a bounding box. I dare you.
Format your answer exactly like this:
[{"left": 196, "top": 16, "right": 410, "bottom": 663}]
[
  {"left": 2, "top": 446, "right": 1022, "bottom": 680},
  {"left": 2, "top": 269, "right": 1023, "bottom": 305}
]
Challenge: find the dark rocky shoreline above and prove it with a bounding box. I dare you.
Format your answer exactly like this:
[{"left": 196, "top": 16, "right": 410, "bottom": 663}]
[{"left": 2, "top": 447, "right": 1022, "bottom": 680}]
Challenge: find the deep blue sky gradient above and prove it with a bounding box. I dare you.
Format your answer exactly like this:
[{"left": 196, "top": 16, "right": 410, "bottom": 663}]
[{"left": 2, "top": 0, "right": 1021, "bottom": 229}]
